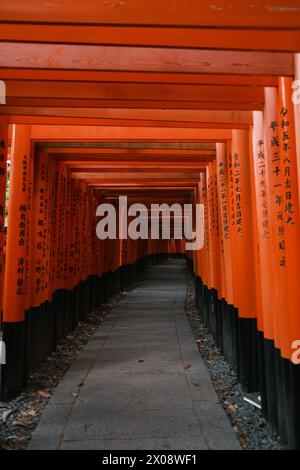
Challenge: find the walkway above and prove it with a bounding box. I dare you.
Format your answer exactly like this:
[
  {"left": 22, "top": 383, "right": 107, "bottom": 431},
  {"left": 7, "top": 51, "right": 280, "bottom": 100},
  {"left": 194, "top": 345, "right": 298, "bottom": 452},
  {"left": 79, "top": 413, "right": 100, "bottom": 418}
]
[{"left": 29, "top": 259, "right": 240, "bottom": 450}]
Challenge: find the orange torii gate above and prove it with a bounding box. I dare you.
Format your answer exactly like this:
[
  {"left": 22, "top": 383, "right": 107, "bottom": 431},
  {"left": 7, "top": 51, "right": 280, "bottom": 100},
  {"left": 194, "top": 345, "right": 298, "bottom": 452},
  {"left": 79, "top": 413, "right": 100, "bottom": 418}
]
[
  {"left": 0, "top": 0, "right": 300, "bottom": 450},
  {"left": 0, "top": 107, "right": 299, "bottom": 447},
  {"left": 1, "top": 133, "right": 172, "bottom": 397}
]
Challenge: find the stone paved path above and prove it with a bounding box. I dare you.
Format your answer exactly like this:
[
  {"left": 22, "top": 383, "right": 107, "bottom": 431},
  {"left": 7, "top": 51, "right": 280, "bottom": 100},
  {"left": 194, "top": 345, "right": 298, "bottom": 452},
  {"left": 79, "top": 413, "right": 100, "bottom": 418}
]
[{"left": 29, "top": 259, "right": 241, "bottom": 450}]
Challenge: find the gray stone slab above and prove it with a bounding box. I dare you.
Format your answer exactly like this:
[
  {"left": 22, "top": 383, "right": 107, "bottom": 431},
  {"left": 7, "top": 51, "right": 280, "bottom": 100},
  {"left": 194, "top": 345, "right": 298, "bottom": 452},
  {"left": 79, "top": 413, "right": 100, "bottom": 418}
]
[
  {"left": 115, "top": 303, "right": 176, "bottom": 309},
  {"left": 193, "top": 401, "right": 241, "bottom": 450},
  {"left": 63, "top": 408, "right": 203, "bottom": 441},
  {"left": 88, "top": 359, "right": 190, "bottom": 374},
  {"left": 186, "top": 374, "right": 219, "bottom": 402},
  {"left": 97, "top": 347, "right": 182, "bottom": 361},
  {"left": 50, "top": 372, "right": 87, "bottom": 405},
  {"left": 103, "top": 337, "right": 179, "bottom": 347},
  {"left": 61, "top": 436, "right": 208, "bottom": 450},
  {"left": 28, "top": 259, "right": 240, "bottom": 451},
  {"left": 111, "top": 324, "right": 176, "bottom": 331},
  {"left": 177, "top": 330, "right": 196, "bottom": 339},
  {"left": 178, "top": 340, "right": 199, "bottom": 353},
  {"left": 115, "top": 314, "right": 176, "bottom": 320},
  {"left": 110, "top": 310, "right": 175, "bottom": 316},
  {"left": 180, "top": 351, "right": 208, "bottom": 367},
  {"left": 103, "top": 340, "right": 179, "bottom": 349},
  {"left": 112, "top": 325, "right": 177, "bottom": 332},
  {"left": 114, "top": 320, "right": 177, "bottom": 326},
  {"left": 103, "top": 331, "right": 178, "bottom": 338},
  {"left": 28, "top": 404, "right": 70, "bottom": 450},
  {"left": 77, "top": 372, "right": 193, "bottom": 410}
]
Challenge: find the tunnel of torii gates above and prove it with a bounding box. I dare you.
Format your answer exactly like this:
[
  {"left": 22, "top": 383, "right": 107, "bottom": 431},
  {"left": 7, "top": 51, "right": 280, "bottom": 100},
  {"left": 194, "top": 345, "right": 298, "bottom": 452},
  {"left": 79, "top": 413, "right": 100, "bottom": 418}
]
[{"left": 1, "top": 0, "right": 300, "bottom": 450}]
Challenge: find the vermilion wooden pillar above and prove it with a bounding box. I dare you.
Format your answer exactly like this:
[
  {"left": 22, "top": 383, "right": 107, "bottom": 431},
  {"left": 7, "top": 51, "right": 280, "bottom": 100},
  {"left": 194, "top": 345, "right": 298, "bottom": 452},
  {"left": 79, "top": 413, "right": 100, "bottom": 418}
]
[
  {"left": 216, "top": 144, "right": 229, "bottom": 302},
  {"left": 294, "top": 54, "right": 300, "bottom": 204},
  {"left": 68, "top": 178, "right": 76, "bottom": 305},
  {"left": 226, "top": 138, "right": 240, "bottom": 362},
  {"left": 30, "top": 148, "right": 49, "bottom": 309},
  {"left": 263, "top": 88, "right": 284, "bottom": 355},
  {"left": 216, "top": 143, "right": 235, "bottom": 362},
  {"left": 202, "top": 170, "right": 214, "bottom": 327},
  {"left": 193, "top": 184, "right": 202, "bottom": 279},
  {"left": 0, "top": 117, "right": 8, "bottom": 327},
  {"left": 231, "top": 129, "right": 258, "bottom": 392},
  {"left": 206, "top": 160, "right": 222, "bottom": 345},
  {"left": 200, "top": 172, "right": 211, "bottom": 290},
  {"left": 63, "top": 169, "right": 71, "bottom": 295},
  {"left": 251, "top": 111, "right": 275, "bottom": 418},
  {"left": 1, "top": 124, "right": 32, "bottom": 398},
  {"left": 262, "top": 86, "right": 283, "bottom": 432},
  {"left": 206, "top": 162, "right": 220, "bottom": 295},
  {"left": 277, "top": 77, "right": 300, "bottom": 361},
  {"left": 277, "top": 76, "right": 300, "bottom": 449},
  {"left": 26, "top": 147, "right": 51, "bottom": 372},
  {"left": 248, "top": 124, "right": 264, "bottom": 338},
  {"left": 215, "top": 157, "right": 227, "bottom": 306}
]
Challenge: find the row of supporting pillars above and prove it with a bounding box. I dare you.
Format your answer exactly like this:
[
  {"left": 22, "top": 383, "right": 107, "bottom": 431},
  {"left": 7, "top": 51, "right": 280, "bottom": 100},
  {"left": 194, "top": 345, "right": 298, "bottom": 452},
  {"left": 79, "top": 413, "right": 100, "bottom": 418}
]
[
  {"left": 188, "top": 77, "right": 300, "bottom": 449},
  {"left": 0, "top": 123, "right": 168, "bottom": 398},
  {"left": 0, "top": 75, "right": 300, "bottom": 450}
]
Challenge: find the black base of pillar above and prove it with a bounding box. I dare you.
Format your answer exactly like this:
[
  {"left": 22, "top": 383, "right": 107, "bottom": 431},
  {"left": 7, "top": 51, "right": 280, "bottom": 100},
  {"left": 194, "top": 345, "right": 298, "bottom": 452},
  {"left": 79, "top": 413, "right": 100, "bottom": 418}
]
[
  {"left": 274, "top": 348, "right": 288, "bottom": 445},
  {"left": 222, "top": 302, "right": 235, "bottom": 366},
  {"left": 216, "top": 296, "right": 224, "bottom": 353},
  {"left": 289, "top": 362, "right": 300, "bottom": 449},
  {"left": 0, "top": 321, "right": 25, "bottom": 400},
  {"left": 263, "top": 338, "right": 278, "bottom": 433},
  {"left": 257, "top": 331, "right": 268, "bottom": 418},
  {"left": 192, "top": 274, "right": 300, "bottom": 449},
  {"left": 236, "top": 316, "right": 259, "bottom": 393},
  {"left": 0, "top": 253, "right": 163, "bottom": 401}
]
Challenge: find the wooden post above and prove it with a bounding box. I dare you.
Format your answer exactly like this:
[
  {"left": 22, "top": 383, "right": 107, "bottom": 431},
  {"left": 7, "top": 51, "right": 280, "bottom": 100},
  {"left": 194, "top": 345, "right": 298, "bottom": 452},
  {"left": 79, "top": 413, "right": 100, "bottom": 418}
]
[
  {"left": 1, "top": 125, "right": 32, "bottom": 398},
  {"left": 0, "top": 117, "right": 8, "bottom": 328},
  {"left": 230, "top": 128, "right": 258, "bottom": 392},
  {"left": 277, "top": 76, "right": 300, "bottom": 448}
]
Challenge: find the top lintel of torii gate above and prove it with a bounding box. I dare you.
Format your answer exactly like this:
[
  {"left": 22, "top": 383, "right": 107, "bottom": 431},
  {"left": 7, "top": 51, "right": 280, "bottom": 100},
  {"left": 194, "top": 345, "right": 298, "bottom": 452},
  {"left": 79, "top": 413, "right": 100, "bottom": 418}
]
[
  {"left": 0, "top": 1, "right": 300, "bottom": 54},
  {"left": 0, "top": 1, "right": 300, "bottom": 27},
  {"left": 29, "top": 126, "right": 232, "bottom": 142}
]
